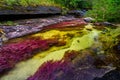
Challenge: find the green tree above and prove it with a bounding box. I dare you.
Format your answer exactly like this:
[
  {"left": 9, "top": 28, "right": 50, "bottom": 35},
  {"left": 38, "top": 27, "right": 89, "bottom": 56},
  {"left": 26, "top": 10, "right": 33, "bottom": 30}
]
[
  {"left": 86, "top": 0, "right": 120, "bottom": 22},
  {"left": 53, "top": 0, "right": 92, "bottom": 9}
]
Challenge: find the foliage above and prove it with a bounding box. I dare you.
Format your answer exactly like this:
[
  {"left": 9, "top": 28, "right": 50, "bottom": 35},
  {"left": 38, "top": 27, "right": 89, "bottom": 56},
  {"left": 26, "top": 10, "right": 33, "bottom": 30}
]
[
  {"left": 86, "top": 0, "right": 120, "bottom": 22},
  {"left": 0, "top": 0, "right": 59, "bottom": 7},
  {"left": 53, "top": 0, "right": 92, "bottom": 9},
  {"left": 0, "top": 21, "right": 17, "bottom": 26}
]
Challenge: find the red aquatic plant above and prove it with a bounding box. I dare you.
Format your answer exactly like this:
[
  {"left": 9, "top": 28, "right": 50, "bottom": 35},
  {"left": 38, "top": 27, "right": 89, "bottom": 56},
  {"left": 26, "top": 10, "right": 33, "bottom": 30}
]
[
  {"left": 63, "top": 50, "right": 79, "bottom": 61},
  {"left": 27, "top": 50, "right": 114, "bottom": 80},
  {"left": 0, "top": 38, "right": 60, "bottom": 73},
  {"left": 27, "top": 60, "right": 74, "bottom": 80},
  {"left": 42, "top": 19, "right": 87, "bottom": 30}
]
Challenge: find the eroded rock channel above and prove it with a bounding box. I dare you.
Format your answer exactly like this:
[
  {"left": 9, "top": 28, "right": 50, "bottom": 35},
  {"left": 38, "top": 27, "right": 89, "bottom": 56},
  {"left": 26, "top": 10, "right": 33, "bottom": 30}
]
[{"left": 0, "top": 14, "right": 120, "bottom": 80}]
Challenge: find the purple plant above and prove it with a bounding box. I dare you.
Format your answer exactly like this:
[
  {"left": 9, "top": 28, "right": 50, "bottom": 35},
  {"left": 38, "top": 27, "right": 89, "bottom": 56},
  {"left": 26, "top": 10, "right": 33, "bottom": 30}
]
[
  {"left": 0, "top": 38, "right": 60, "bottom": 73},
  {"left": 27, "top": 50, "right": 114, "bottom": 80},
  {"left": 27, "top": 60, "right": 74, "bottom": 80},
  {"left": 43, "top": 19, "right": 87, "bottom": 30}
]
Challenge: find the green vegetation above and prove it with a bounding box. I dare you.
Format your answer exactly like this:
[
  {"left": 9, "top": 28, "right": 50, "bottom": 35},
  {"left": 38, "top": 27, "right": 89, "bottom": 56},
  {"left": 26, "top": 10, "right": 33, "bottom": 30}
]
[
  {"left": 0, "top": 0, "right": 60, "bottom": 8},
  {"left": 0, "top": 0, "right": 93, "bottom": 9},
  {"left": 86, "top": 0, "right": 120, "bottom": 22},
  {"left": 0, "top": 0, "right": 120, "bottom": 22},
  {"left": 53, "top": 0, "right": 120, "bottom": 22},
  {"left": 53, "top": 0, "right": 92, "bottom": 9},
  {"left": 0, "top": 21, "right": 17, "bottom": 26}
]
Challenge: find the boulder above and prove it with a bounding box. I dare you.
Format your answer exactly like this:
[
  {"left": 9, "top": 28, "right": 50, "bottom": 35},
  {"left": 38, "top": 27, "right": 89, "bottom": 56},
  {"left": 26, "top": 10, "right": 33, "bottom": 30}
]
[
  {"left": 0, "top": 6, "right": 61, "bottom": 15},
  {"left": 94, "top": 69, "right": 120, "bottom": 80},
  {"left": 0, "top": 6, "right": 62, "bottom": 21},
  {"left": 68, "top": 10, "right": 86, "bottom": 17},
  {"left": 84, "top": 17, "right": 95, "bottom": 22},
  {"left": 0, "top": 16, "right": 78, "bottom": 39}
]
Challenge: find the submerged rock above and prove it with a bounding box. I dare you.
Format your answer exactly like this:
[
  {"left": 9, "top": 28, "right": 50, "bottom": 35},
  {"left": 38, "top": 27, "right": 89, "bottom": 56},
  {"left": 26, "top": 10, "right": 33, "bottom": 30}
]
[{"left": 94, "top": 69, "right": 120, "bottom": 80}]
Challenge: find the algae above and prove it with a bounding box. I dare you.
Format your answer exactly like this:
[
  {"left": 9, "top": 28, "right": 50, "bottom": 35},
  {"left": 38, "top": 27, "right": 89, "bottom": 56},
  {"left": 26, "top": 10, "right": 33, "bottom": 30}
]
[
  {"left": 0, "top": 28, "right": 100, "bottom": 80},
  {"left": 1, "top": 25, "right": 120, "bottom": 80}
]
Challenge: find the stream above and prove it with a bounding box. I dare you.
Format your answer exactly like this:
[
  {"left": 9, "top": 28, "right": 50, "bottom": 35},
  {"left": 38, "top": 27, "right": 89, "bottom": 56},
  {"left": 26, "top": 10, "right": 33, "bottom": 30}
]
[{"left": 0, "top": 16, "right": 120, "bottom": 80}]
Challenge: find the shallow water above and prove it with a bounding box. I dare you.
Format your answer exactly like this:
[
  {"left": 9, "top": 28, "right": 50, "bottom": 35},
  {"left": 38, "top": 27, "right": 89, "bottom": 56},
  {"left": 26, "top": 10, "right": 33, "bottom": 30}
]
[{"left": 0, "top": 24, "right": 120, "bottom": 80}]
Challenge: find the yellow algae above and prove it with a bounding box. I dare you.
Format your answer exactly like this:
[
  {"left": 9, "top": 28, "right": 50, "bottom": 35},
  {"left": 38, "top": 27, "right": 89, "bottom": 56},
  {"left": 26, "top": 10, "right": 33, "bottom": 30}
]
[
  {"left": 33, "top": 43, "right": 70, "bottom": 59},
  {"left": 69, "top": 30, "right": 99, "bottom": 50},
  {"left": 31, "top": 30, "right": 81, "bottom": 39},
  {"left": 85, "top": 23, "right": 94, "bottom": 30},
  {"left": 0, "top": 29, "right": 100, "bottom": 80}
]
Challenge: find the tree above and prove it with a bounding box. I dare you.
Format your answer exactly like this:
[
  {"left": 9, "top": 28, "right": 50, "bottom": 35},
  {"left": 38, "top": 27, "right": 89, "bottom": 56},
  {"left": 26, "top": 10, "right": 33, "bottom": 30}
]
[{"left": 86, "top": 0, "right": 120, "bottom": 22}]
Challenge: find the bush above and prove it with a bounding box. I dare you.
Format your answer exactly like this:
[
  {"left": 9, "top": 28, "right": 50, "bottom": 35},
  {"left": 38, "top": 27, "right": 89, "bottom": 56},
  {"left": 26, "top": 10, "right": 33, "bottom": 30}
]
[
  {"left": 0, "top": 0, "right": 58, "bottom": 7},
  {"left": 53, "top": 0, "right": 92, "bottom": 9},
  {"left": 86, "top": 0, "right": 120, "bottom": 22}
]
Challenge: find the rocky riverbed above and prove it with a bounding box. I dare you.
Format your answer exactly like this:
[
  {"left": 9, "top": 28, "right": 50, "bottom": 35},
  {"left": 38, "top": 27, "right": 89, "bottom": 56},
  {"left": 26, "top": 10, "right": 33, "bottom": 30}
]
[{"left": 0, "top": 15, "right": 120, "bottom": 80}]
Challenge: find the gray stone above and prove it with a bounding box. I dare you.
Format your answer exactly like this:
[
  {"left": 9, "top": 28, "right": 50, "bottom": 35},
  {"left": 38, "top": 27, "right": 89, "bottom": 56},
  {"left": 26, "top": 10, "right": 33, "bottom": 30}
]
[
  {"left": 84, "top": 17, "right": 95, "bottom": 22},
  {"left": 0, "top": 6, "right": 62, "bottom": 15}
]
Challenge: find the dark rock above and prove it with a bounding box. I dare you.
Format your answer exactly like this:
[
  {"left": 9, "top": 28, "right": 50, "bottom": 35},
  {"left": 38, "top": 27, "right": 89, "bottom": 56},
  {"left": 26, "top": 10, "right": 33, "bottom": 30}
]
[
  {"left": 0, "top": 6, "right": 62, "bottom": 21},
  {"left": 0, "top": 6, "right": 61, "bottom": 15},
  {"left": 72, "top": 53, "right": 115, "bottom": 80},
  {"left": 68, "top": 10, "right": 86, "bottom": 17},
  {"left": 94, "top": 22, "right": 117, "bottom": 28},
  {"left": 102, "top": 22, "right": 116, "bottom": 27},
  {"left": 27, "top": 54, "right": 115, "bottom": 80},
  {"left": 94, "top": 69, "right": 120, "bottom": 80},
  {"left": 0, "top": 16, "right": 77, "bottom": 39},
  {"left": 113, "top": 42, "right": 120, "bottom": 54}
]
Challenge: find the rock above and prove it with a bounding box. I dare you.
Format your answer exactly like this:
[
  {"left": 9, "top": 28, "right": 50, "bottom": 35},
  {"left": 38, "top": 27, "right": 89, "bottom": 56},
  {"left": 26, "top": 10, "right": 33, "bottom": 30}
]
[
  {"left": 0, "top": 6, "right": 61, "bottom": 15},
  {"left": 102, "top": 22, "right": 117, "bottom": 27},
  {"left": 68, "top": 10, "right": 86, "bottom": 17},
  {"left": 43, "top": 18, "right": 87, "bottom": 30},
  {"left": 0, "top": 29, "right": 8, "bottom": 46},
  {"left": 0, "top": 16, "right": 78, "bottom": 39},
  {"left": 84, "top": 17, "right": 95, "bottom": 22},
  {"left": 113, "top": 42, "right": 120, "bottom": 54},
  {"left": 0, "top": 6, "right": 62, "bottom": 21},
  {"left": 94, "top": 22, "right": 117, "bottom": 28},
  {"left": 94, "top": 69, "right": 120, "bottom": 80}
]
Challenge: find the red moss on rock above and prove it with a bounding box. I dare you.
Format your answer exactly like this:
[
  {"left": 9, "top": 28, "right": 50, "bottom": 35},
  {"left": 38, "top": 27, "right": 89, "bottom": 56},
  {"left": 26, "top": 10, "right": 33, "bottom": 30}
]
[
  {"left": 42, "top": 19, "right": 87, "bottom": 30},
  {"left": 0, "top": 38, "right": 62, "bottom": 73},
  {"left": 27, "top": 50, "right": 114, "bottom": 80},
  {"left": 63, "top": 50, "right": 79, "bottom": 61},
  {"left": 27, "top": 60, "right": 73, "bottom": 80}
]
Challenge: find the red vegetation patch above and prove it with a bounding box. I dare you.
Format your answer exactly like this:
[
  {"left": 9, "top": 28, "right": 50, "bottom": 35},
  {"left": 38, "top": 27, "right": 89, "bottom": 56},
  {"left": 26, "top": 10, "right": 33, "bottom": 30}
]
[
  {"left": 42, "top": 19, "right": 87, "bottom": 30},
  {"left": 63, "top": 50, "right": 79, "bottom": 61},
  {"left": 27, "top": 60, "right": 73, "bottom": 80},
  {"left": 0, "top": 38, "right": 63, "bottom": 73},
  {"left": 27, "top": 54, "right": 111, "bottom": 80}
]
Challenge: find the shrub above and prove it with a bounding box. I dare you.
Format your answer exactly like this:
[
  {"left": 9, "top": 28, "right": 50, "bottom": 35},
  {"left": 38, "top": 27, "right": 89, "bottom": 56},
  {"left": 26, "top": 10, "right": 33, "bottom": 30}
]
[
  {"left": 86, "top": 0, "right": 120, "bottom": 22},
  {"left": 53, "top": 0, "right": 92, "bottom": 9},
  {"left": 1, "top": 0, "right": 58, "bottom": 7}
]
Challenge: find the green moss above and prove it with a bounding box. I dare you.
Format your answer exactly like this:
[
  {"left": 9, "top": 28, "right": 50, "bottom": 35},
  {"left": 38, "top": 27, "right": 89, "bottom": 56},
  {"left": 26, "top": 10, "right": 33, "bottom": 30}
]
[
  {"left": 0, "top": 0, "right": 61, "bottom": 8},
  {"left": 0, "top": 21, "right": 17, "bottom": 26},
  {"left": 99, "top": 27, "right": 120, "bottom": 52}
]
